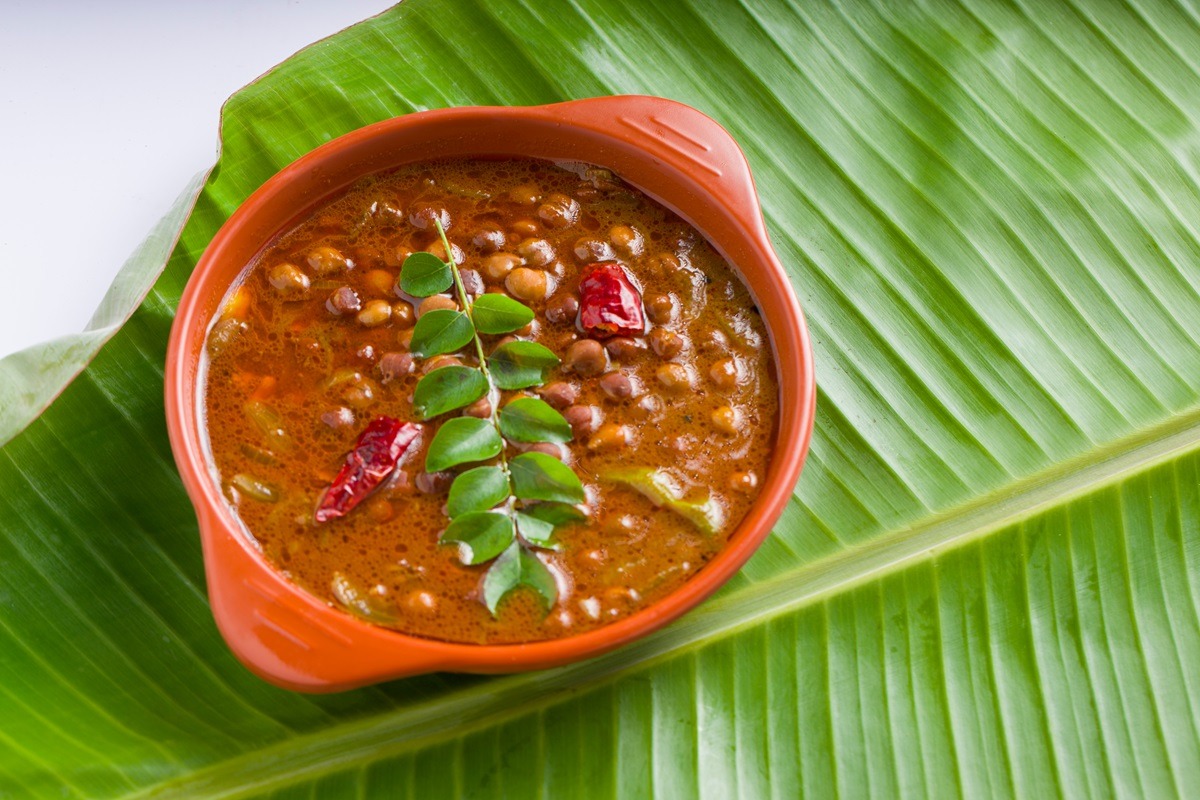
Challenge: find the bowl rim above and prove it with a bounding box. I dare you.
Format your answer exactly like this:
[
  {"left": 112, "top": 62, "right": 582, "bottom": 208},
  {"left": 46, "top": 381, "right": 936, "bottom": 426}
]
[{"left": 165, "top": 94, "right": 816, "bottom": 690}]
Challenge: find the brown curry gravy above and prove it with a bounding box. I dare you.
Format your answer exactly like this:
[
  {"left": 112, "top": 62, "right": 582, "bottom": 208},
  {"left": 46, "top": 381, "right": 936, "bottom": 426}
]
[{"left": 203, "top": 157, "right": 778, "bottom": 644}]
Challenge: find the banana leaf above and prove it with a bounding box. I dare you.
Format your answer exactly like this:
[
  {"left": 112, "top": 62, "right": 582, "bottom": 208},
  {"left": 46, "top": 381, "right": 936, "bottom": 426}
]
[{"left": 3, "top": 0, "right": 1199, "bottom": 796}]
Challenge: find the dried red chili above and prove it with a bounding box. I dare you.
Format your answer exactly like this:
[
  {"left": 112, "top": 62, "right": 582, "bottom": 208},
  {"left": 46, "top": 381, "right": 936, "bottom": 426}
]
[
  {"left": 314, "top": 416, "right": 421, "bottom": 522},
  {"left": 577, "top": 262, "right": 646, "bottom": 338}
]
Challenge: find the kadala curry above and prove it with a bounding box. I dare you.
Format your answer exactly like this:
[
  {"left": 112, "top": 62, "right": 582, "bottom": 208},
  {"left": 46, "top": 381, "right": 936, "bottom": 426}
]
[{"left": 202, "top": 157, "right": 778, "bottom": 644}]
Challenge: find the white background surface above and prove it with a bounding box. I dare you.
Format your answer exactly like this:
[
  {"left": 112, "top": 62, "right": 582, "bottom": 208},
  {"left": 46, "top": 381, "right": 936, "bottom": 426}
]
[{"left": 0, "top": 0, "right": 395, "bottom": 360}]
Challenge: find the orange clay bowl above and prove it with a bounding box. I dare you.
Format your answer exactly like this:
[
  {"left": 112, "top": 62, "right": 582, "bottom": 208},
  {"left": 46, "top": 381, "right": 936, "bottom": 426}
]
[{"left": 165, "top": 95, "right": 816, "bottom": 692}]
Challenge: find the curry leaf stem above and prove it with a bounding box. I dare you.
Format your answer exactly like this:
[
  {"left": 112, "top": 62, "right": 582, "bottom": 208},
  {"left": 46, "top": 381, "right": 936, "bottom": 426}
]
[{"left": 433, "top": 219, "right": 515, "bottom": 507}]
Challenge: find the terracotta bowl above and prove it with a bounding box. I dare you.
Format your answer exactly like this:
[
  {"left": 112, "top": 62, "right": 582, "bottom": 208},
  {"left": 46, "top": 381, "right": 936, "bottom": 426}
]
[{"left": 165, "top": 95, "right": 816, "bottom": 692}]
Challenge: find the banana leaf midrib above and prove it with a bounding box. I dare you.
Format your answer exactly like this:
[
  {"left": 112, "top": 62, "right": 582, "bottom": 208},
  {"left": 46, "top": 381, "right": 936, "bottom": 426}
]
[{"left": 130, "top": 402, "right": 1200, "bottom": 800}]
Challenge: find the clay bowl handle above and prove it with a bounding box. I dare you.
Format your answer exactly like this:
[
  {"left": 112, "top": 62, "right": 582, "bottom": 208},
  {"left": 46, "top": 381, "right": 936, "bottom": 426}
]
[{"left": 198, "top": 503, "right": 448, "bottom": 691}]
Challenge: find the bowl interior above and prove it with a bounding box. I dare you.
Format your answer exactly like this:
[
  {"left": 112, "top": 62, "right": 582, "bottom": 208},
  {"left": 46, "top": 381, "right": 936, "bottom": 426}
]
[{"left": 168, "top": 97, "right": 814, "bottom": 690}]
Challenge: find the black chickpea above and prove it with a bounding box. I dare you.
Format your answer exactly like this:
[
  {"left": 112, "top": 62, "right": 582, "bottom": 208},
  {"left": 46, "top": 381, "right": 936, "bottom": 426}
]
[
  {"left": 632, "top": 394, "right": 662, "bottom": 420},
  {"left": 458, "top": 269, "right": 485, "bottom": 298},
  {"left": 338, "top": 373, "right": 377, "bottom": 409},
  {"left": 326, "top": 286, "right": 361, "bottom": 316},
  {"left": 538, "top": 381, "right": 578, "bottom": 409},
  {"left": 389, "top": 244, "right": 414, "bottom": 268},
  {"left": 418, "top": 295, "right": 458, "bottom": 317},
  {"left": 517, "top": 238, "right": 556, "bottom": 266},
  {"left": 697, "top": 326, "right": 729, "bottom": 354},
  {"left": 537, "top": 193, "right": 580, "bottom": 229},
  {"left": 709, "top": 358, "right": 740, "bottom": 390},
  {"left": 564, "top": 339, "right": 607, "bottom": 377},
  {"left": 268, "top": 263, "right": 310, "bottom": 297},
  {"left": 391, "top": 302, "right": 415, "bottom": 328},
  {"left": 649, "top": 328, "right": 684, "bottom": 359},
  {"left": 506, "top": 267, "right": 548, "bottom": 302},
  {"left": 424, "top": 355, "right": 464, "bottom": 373},
  {"left": 306, "top": 246, "right": 353, "bottom": 275},
  {"left": 729, "top": 471, "right": 758, "bottom": 493},
  {"left": 573, "top": 236, "right": 614, "bottom": 262},
  {"left": 656, "top": 363, "right": 691, "bottom": 393},
  {"left": 481, "top": 252, "right": 522, "bottom": 283},
  {"left": 511, "top": 218, "right": 539, "bottom": 237},
  {"left": 356, "top": 299, "right": 392, "bottom": 327},
  {"left": 472, "top": 225, "right": 506, "bottom": 252},
  {"left": 320, "top": 406, "right": 355, "bottom": 429},
  {"left": 647, "top": 252, "right": 682, "bottom": 277},
  {"left": 509, "top": 184, "right": 541, "bottom": 205},
  {"left": 415, "top": 471, "right": 454, "bottom": 494},
  {"left": 426, "top": 239, "right": 465, "bottom": 265},
  {"left": 563, "top": 404, "right": 602, "bottom": 437},
  {"left": 409, "top": 205, "right": 450, "bottom": 231},
  {"left": 364, "top": 269, "right": 394, "bottom": 297},
  {"left": 608, "top": 224, "right": 644, "bottom": 256},
  {"left": 645, "top": 292, "right": 676, "bottom": 324},
  {"left": 603, "top": 585, "right": 642, "bottom": 610},
  {"left": 378, "top": 352, "right": 413, "bottom": 383},
  {"left": 545, "top": 294, "right": 579, "bottom": 325},
  {"left": 403, "top": 590, "right": 438, "bottom": 613},
  {"left": 605, "top": 337, "right": 645, "bottom": 361},
  {"left": 711, "top": 405, "right": 740, "bottom": 435},
  {"left": 525, "top": 442, "right": 568, "bottom": 461},
  {"left": 588, "top": 423, "right": 628, "bottom": 451},
  {"left": 599, "top": 372, "right": 634, "bottom": 400}
]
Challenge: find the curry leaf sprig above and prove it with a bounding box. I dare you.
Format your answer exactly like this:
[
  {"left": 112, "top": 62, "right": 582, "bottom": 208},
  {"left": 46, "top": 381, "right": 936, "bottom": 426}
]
[{"left": 399, "top": 220, "right": 586, "bottom": 616}]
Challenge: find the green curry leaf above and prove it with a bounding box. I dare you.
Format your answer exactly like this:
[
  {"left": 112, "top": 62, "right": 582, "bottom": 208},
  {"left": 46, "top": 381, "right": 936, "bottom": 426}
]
[
  {"left": 481, "top": 542, "right": 522, "bottom": 615},
  {"left": 487, "top": 341, "right": 560, "bottom": 390},
  {"left": 419, "top": 221, "right": 586, "bottom": 609},
  {"left": 440, "top": 511, "right": 515, "bottom": 565},
  {"left": 482, "top": 541, "right": 557, "bottom": 615},
  {"left": 515, "top": 511, "right": 557, "bottom": 549},
  {"left": 498, "top": 397, "right": 572, "bottom": 443},
  {"left": 424, "top": 417, "right": 502, "bottom": 472},
  {"left": 412, "top": 366, "right": 488, "bottom": 419},
  {"left": 399, "top": 251, "right": 453, "bottom": 297},
  {"left": 446, "top": 465, "right": 510, "bottom": 518},
  {"left": 515, "top": 546, "right": 557, "bottom": 608},
  {"left": 509, "top": 452, "right": 586, "bottom": 504},
  {"left": 409, "top": 309, "right": 474, "bottom": 358},
  {"left": 470, "top": 294, "right": 534, "bottom": 335}
]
